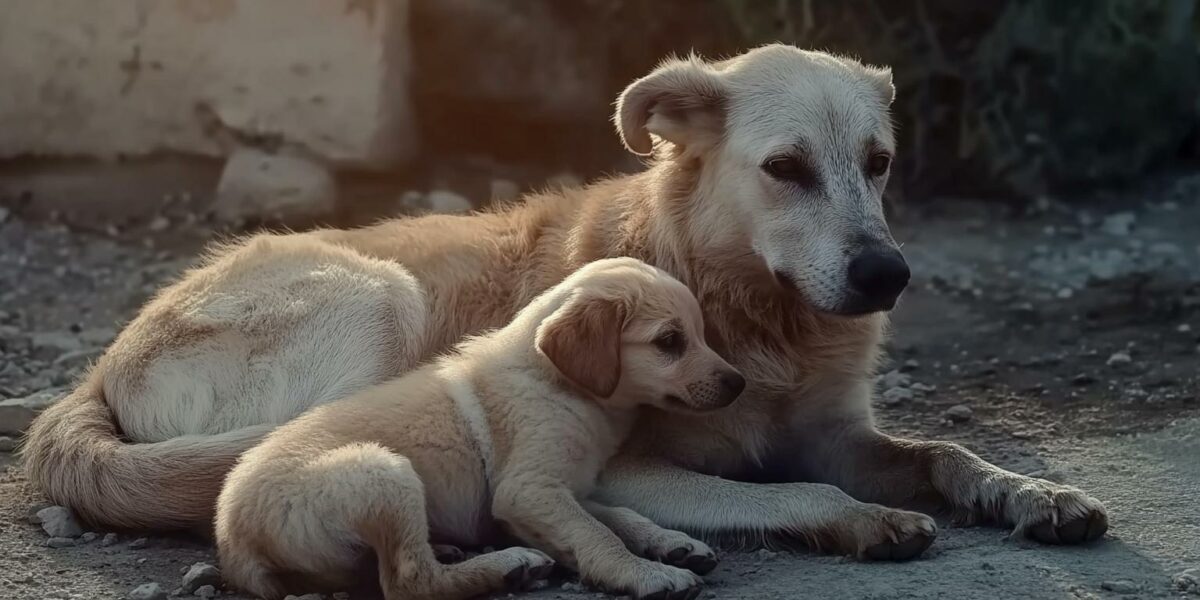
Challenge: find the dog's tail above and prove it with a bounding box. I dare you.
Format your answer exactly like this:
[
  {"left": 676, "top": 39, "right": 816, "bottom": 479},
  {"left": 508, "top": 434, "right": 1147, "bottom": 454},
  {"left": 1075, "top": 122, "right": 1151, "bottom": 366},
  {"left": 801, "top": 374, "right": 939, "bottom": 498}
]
[{"left": 21, "top": 376, "right": 273, "bottom": 532}]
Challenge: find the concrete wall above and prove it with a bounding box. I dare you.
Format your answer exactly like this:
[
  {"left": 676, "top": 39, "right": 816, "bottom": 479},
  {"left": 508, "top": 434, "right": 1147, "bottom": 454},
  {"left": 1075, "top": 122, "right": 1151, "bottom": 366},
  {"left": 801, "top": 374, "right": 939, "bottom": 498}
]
[{"left": 0, "top": 0, "right": 413, "bottom": 168}]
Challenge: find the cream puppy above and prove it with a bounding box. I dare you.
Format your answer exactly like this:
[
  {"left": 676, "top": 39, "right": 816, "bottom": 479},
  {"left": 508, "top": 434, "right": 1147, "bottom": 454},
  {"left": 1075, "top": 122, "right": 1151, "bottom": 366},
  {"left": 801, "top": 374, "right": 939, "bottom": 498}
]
[{"left": 215, "top": 257, "right": 744, "bottom": 600}]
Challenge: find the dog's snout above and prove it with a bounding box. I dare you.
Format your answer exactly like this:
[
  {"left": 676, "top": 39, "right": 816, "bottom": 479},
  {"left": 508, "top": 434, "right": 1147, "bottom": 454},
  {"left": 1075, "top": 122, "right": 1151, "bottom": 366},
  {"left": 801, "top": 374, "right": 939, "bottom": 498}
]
[
  {"left": 717, "top": 370, "right": 745, "bottom": 405},
  {"left": 847, "top": 248, "right": 910, "bottom": 310}
]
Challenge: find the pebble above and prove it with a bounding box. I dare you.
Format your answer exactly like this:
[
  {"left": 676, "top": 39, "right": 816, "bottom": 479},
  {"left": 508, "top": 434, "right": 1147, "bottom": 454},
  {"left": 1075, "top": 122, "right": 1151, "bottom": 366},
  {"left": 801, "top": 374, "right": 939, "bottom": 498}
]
[
  {"left": 1100, "top": 212, "right": 1136, "bottom": 236},
  {"left": 0, "top": 435, "right": 15, "bottom": 452},
  {"left": 0, "top": 387, "right": 67, "bottom": 436},
  {"left": 129, "top": 537, "right": 150, "bottom": 549},
  {"left": 45, "top": 536, "right": 77, "bottom": 548},
  {"left": 561, "top": 582, "right": 587, "bottom": 593},
  {"left": 332, "top": 594, "right": 350, "bottom": 600},
  {"left": 1056, "top": 287, "right": 1074, "bottom": 299},
  {"left": 878, "top": 369, "right": 911, "bottom": 389},
  {"left": 911, "top": 382, "right": 937, "bottom": 394},
  {"left": 1179, "top": 323, "right": 1193, "bottom": 333},
  {"left": 193, "top": 585, "right": 217, "bottom": 599},
  {"left": 1106, "top": 352, "right": 1132, "bottom": 367},
  {"left": 81, "top": 531, "right": 99, "bottom": 543},
  {"left": 426, "top": 190, "right": 474, "bottom": 214},
  {"left": 1100, "top": 580, "right": 1139, "bottom": 594},
  {"left": 181, "top": 563, "right": 222, "bottom": 593},
  {"left": 149, "top": 216, "right": 171, "bottom": 232},
  {"left": 1071, "top": 373, "right": 1096, "bottom": 386},
  {"left": 283, "top": 595, "right": 324, "bottom": 600},
  {"left": 38, "top": 506, "right": 84, "bottom": 538},
  {"left": 101, "top": 532, "right": 119, "bottom": 546},
  {"left": 130, "top": 583, "right": 168, "bottom": 600},
  {"left": 881, "top": 386, "right": 914, "bottom": 406},
  {"left": 944, "top": 405, "right": 973, "bottom": 423},
  {"left": 1173, "top": 568, "right": 1198, "bottom": 593}
]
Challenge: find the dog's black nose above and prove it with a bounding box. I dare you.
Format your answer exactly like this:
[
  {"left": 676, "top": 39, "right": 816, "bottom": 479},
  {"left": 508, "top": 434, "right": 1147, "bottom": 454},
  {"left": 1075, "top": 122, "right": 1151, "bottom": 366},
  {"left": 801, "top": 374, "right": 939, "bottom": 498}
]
[
  {"left": 847, "top": 248, "right": 910, "bottom": 310},
  {"left": 718, "top": 370, "right": 746, "bottom": 404}
]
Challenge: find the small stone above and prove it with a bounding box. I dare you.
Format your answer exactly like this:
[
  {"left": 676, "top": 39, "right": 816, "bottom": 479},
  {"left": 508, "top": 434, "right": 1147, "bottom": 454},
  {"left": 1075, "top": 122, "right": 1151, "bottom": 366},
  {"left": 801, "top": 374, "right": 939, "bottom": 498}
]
[
  {"left": 193, "top": 585, "right": 217, "bottom": 599},
  {"left": 1071, "top": 373, "right": 1096, "bottom": 386},
  {"left": 149, "top": 216, "right": 171, "bottom": 232},
  {"left": 129, "top": 537, "right": 150, "bottom": 549},
  {"left": 101, "top": 532, "right": 119, "bottom": 546},
  {"left": 283, "top": 595, "right": 323, "bottom": 600},
  {"left": 1100, "top": 212, "right": 1136, "bottom": 236},
  {"left": 1056, "top": 287, "right": 1074, "bottom": 299},
  {"left": 1173, "top": 568, "right": 1199, "bottom": 593},
  {"left": 944, "top": 405, "right": 973, "bottom": 423},
  {"left": 911, "top": 382, "right": 937, "bottom": 394},
  {"left": 1106, "top": 352, "right": 1132, "bottom": 367},
  {"left": 489, "top": 179, "right": 521, "bottom": 203},
  {"left": 332, "top": 594, "right": 350, "bottom": 600},
  {"left": 1178, "top": 323, "right": 1193, "bottom": 333},
  {"left": 38, "top": 506, "right": 84, "bottom": 538},
  {"left": 26, "top": 502, "right": 52, "bottom": 524},
  {"left": 181, "top": 563, "right": 222, "bottom": 594},
  {"left": 878, "top": 369, "right": 911, "bottom": 389},
  {"left": 0, "top": 436, "right": 15, "bottom": 452},
  {"left": 902, "top": 359, "right": 921, "bottom": 371},
  {"left": 1100, "top": 580, "right": 1139, "bottom": 594},
  {"left": 81, "top": 531, "right": 99, "bottom": 543},
  {"left": 561, "top": 582, "right": 586, "bottom": 592},
  {"left": 130, "top": 583, "right": 168, "bottom": 600},
  {"left": 881, "top": 386, "right": 914, "bottom": 406},
  {"left": 426, "top": 190, "right": 473, "bottom": 214},
  {"left": 214, "top": 149, "right": 337, "bottom": 222},
  {"left": 0, "top": 387, "right": 67, "bottom": 435},
  {"left": 46, "top": 537, "right": 77, "bottom": 548}
]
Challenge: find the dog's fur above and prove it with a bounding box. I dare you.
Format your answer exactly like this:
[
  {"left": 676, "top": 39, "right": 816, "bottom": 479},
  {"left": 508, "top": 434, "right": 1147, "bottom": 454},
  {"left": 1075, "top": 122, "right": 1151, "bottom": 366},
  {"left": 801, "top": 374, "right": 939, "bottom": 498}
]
[
  {"left": 216, "top": 258, "right": 736, "bottom": 599},
  {"left": 24, "top": 45, "right": 1107, "bottom": 559}
]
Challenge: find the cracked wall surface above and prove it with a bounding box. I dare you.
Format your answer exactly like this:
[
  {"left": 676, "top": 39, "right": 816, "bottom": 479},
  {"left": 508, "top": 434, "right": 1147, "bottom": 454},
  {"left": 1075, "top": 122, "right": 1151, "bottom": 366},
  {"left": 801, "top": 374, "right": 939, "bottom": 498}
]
[{"left": 0, "top": 0, "right": 414, "bottom": 168}]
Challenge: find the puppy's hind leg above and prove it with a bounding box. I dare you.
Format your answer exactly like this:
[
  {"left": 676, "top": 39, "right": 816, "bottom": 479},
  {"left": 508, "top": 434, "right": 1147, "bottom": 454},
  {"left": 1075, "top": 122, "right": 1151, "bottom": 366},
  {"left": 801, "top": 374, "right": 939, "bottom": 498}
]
[{"left": 309, "top": 444, "right": 554, "bottom": 600}]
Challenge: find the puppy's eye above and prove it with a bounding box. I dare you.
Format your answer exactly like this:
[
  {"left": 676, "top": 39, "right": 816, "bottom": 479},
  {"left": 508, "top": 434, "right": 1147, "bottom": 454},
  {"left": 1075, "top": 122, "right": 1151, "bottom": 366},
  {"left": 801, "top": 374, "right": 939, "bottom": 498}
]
[
  {"left": 653, "top": 330, "right": 686, "bottom": 356},
  {"left": 762, "top": 156, "right": 817, "bottom": 187},
  {"left": 866, "top": 153, "right": 892, "bottom": 177}
]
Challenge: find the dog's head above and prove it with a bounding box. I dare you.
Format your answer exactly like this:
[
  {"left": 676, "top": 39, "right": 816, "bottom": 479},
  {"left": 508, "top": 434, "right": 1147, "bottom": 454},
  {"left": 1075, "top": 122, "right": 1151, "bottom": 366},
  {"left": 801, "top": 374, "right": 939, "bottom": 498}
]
[
  {"left": 616, "top": 45, "right": 908, "bottom": 316},
  {"left": 536, "top": 258, "right": 744, "bottom": 413}
]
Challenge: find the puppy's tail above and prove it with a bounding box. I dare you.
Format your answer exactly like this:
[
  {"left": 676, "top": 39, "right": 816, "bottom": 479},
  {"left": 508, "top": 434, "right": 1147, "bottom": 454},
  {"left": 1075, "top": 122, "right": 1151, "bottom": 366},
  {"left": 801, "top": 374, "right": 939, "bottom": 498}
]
[{"left": 21, "top": 376, "right": 273, "bottom": 532}]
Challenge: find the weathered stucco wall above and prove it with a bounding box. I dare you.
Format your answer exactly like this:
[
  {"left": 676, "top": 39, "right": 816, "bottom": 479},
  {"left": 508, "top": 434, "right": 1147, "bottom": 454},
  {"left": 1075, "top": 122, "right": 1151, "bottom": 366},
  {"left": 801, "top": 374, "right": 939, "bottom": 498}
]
[{"left": 0, "top": 0, "right": 413, "bottom": 168}]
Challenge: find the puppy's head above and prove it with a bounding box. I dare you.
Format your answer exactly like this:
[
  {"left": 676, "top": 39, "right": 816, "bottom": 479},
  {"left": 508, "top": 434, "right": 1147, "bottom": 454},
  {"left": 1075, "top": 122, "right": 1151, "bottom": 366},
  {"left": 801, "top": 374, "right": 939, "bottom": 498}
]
[
  {"left": 536, "top": 258, "right": 743, "bottom": 413},
  {"left": 616, "top": 45, "right": 907, "bottom": 316}
]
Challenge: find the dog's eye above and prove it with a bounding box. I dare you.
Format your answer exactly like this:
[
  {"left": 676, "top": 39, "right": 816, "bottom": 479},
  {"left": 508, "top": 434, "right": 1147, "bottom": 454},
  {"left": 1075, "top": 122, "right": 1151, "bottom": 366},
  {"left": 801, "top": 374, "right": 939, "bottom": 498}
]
[
  {"left": 653, "top": 330, "right": 686, "bottom": 356},
  {"left": 867, "top": 153, "right": 892, "bottom": 177},
  {"left": 762, "top": 156, "right": 817, "bottom": 187}
]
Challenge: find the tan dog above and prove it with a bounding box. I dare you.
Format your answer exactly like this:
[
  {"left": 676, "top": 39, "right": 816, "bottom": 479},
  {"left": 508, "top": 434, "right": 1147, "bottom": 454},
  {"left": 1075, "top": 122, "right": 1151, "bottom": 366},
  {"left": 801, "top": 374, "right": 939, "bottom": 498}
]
[
  {"left": 25, "top": 45, "right": 1106, "bottom": 560},
  {"left": 215, "top": 258, "right": 740, "bottom": 600}
]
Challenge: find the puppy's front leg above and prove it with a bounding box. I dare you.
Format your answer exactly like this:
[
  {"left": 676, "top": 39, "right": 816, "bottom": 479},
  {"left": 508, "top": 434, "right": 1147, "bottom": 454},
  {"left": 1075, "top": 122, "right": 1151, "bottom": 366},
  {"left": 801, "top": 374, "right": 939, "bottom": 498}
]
[
  {"left": 582, "top": 501, "right": 718, "bottom": 575},
  {"left": 593, "top": 455, "right": 936, "bottom": 560},
  {"left": 493, "top": 477, "right": 701, "bottom": 599}
]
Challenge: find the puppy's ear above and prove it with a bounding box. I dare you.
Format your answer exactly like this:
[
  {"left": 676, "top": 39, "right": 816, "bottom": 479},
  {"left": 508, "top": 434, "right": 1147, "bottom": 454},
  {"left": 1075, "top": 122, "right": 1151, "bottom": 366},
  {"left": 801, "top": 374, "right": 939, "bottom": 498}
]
[
  {"left": 615, "top": 55, "right": 727, "bottom": 156},
  {"left": 863, "top": 65, "right": 896, "bottom": 106},
  {"left": 537, "top": 293, "right": 627, "bottom": 398}
]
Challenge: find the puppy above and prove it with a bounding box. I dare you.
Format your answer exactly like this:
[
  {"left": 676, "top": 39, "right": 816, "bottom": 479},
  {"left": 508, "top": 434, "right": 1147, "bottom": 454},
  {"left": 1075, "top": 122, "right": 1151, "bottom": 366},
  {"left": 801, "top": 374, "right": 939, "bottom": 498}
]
[{"left": 215, "top": 257, "right": 745, "bottom": 600}]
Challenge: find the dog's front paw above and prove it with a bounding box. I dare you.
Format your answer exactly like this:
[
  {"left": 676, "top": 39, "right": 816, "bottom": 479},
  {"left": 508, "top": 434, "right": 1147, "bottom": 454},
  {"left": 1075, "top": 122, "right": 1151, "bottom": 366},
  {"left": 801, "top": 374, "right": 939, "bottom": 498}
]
[
  {"left": 1003, "top": 479, "right": 1107, "bottom": 545},
  {"left": 833, "top": 505, "right": 937, "bottom": 561},
  {"left": 495, "top": 547, "right": 555, "bottom": 591},
  {"left": 641, "top": 529, "right": 718, "bottom": 575},
  {"left": 620, "top": 560, "right": 703, "bottom": 600}
]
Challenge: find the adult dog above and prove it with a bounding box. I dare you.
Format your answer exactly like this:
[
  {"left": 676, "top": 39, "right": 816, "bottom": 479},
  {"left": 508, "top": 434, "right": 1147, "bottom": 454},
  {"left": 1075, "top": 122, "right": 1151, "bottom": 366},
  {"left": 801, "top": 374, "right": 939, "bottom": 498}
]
[{"left": 24, "top": 45, "right": 1107, "bottom": 560}]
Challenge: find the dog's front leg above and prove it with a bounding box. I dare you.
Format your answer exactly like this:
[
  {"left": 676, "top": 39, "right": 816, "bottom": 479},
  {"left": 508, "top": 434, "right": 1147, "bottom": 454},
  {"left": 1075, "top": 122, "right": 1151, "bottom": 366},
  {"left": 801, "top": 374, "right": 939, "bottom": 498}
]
[
  {"left": 799, "top": 385, "right": 1108, "bottom": 545},
  {"left": 492, "top": 478, "right": 701, "bottom": 599},
  {"left": 593, "top": 455, "right": 935, "bottom": 560}
]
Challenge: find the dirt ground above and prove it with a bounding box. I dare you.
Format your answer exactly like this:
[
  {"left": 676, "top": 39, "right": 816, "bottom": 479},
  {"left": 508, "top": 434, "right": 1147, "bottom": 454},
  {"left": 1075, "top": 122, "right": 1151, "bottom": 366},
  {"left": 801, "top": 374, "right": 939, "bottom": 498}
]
[{"left": 1, "top": 171, "right": 1199, "bottom": 599}]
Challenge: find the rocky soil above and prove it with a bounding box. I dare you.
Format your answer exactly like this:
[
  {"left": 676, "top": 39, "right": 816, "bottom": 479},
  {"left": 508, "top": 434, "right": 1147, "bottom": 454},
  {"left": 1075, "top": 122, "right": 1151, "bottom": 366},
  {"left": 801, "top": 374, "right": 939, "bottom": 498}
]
[{"left": 2, "top": 172, "right": 1200, "bottom": 599}]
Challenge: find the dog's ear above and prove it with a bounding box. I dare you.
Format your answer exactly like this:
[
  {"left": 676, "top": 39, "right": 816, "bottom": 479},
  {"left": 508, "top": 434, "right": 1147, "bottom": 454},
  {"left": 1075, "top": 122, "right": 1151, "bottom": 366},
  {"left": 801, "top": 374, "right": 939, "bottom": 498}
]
[
  {"left": 615, "top": 55, "right": 727, "bottom": 156},
  {"left": 536, "top": 293, "right": 627, "bottom": 398},
  {"left": 862, "top": 65, "right": 896, "bottom": 106}
]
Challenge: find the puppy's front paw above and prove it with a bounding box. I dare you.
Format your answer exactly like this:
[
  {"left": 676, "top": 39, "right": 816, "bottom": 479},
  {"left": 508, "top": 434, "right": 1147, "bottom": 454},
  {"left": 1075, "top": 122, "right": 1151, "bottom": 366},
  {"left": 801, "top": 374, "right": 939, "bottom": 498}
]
[
  {"left": 494, "top": 547, "right": 555, "bottom": 590},
  {"left": 1004, "top": 479, "right": 1107, "bottom": 545},
  {"left": 622, "top": 560, "right": 703, "bottom": 600},
  {"left": 832, "top": 505, "right": 937, "bottom": 561},
  {"left": 642, "top": 529, "right": 718, "bottom": 575}
]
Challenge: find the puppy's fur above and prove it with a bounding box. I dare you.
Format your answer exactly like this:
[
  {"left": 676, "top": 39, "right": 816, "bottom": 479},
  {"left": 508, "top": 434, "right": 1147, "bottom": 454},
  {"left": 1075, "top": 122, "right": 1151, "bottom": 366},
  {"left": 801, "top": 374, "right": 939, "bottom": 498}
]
[
  {"left": 216, "top": 258, "right": 738, "bottom": 600},
  {"left": 25, "top": 45, "right": 1107, "bottom": 558}
]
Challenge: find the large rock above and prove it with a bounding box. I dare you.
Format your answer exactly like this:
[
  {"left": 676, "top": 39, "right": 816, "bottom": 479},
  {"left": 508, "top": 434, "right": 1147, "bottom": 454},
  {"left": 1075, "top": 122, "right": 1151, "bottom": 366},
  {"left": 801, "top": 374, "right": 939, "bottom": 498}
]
[
  {"left": 0, "top": 0, "right": 415, "bottom": 169},
  {"left": 0, "top": 387, "right": 65, "bottom": 436},
  {"left": 214, "top": 149, "right": 337, "bottom": 221}
]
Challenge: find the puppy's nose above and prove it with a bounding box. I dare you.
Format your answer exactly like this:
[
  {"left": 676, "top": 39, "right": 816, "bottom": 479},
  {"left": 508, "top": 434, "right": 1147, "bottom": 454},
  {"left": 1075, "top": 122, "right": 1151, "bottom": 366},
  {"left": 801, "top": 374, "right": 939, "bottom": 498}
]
[
  {"left": 717, "top": 370, "right": 746, "bottom": 404},
  {"left": 847, "top": 248, "right": 910, "bottom": 309}
]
